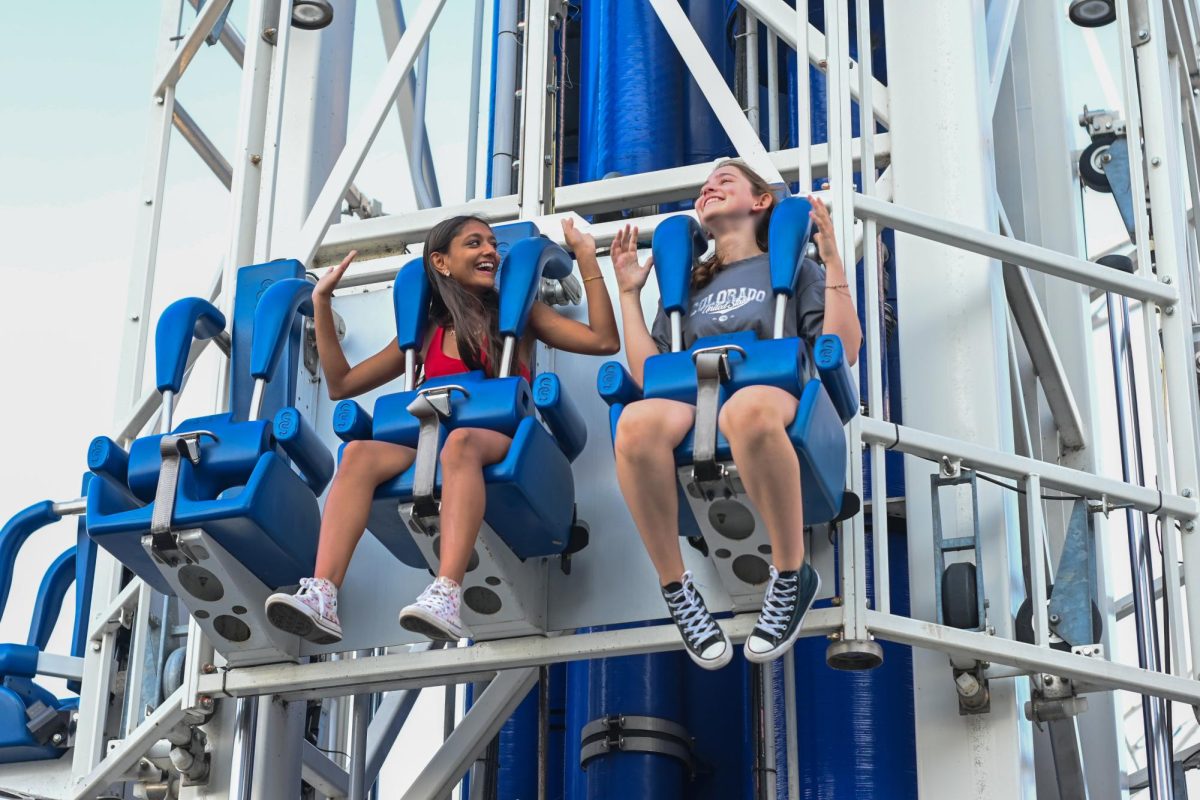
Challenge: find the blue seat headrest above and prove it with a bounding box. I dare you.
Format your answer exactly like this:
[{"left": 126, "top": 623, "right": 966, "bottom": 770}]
[
  {"left": 250, "top": 279, "right": 315, "bottom": 381},
  {"left": 767, "top": 196, "right": 816, "bottom": 297},
  {"left": 393, "top": 257, "right": 432, "bottom": 351},
  {"left": 498, "top": 238, "right": 571, "bottom": 337},
  {"left": 155, "top": 298, "right": 227, "bottom": 394},
  {"left": 652, "top": 216, "right": 707, "bottom": 314}
]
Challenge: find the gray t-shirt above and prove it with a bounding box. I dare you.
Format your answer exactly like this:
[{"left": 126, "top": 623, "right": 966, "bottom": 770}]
[{"left": 650, "top": 254, "right": 826, "bottom": 352}]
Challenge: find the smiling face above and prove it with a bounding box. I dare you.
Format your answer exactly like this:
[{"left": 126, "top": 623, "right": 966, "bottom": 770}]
[
  {"left": 695, "top": 164, "right": 774, "bottom": 230},
  {"left": 429, "top": 219, "right": 499, "bottom": 294}
]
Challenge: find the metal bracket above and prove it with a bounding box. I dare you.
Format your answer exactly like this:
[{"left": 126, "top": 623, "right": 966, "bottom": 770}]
[
  {"left": 931, "top": 471, "right": 986, "bottom": 632},
  {"left": 540, "top": 275, "right": 583, "bottom": 306},
  {"left": 690, "top": 344, "right": 746, "bottom": 486},
  {"left": 1078, "top": 106, "right": 1127, "bottom": 139},
  {"left": 1128, "top": 0, "right": 1151, "bottom": 47},
  {"left": 579, "top": 714, "right": 694, "bottom": 773},
  {"left": 149, "top": 431, "right": 219, "bottom": 567},
  {"left": 953, "top": 664, "right": 991, "bottom": 715},
  {"left": 405, "top": 385, "right": 470, "bottom": 532},
  {"left": 1025, "top": 674, "right": 1089, "bottom": 722}
]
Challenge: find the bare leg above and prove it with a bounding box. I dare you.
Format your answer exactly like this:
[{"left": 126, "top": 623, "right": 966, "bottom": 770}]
[
  {"left": 614, "top": 399, "right": 697, "bottom": 586},
  {"left": 436, "top": 427, "right": 514, "bottom": 584},
  {"left": 315, "top": 440, "right": 416, "bottom": 587},
  {"left": 718, "top": 386, "right": 805, "bottom": 572}
]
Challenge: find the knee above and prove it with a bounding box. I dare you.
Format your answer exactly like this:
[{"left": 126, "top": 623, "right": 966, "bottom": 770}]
[
  {"left": 440, "top": 428, "right": 483, "bottom": 470},
  {"left": 337, "top": 440, "right": 374, "bottom": 478},
  {"left": 614, "top": 404, "right": 664, "bottom": 463},
  {"left": 719, "top": 391, "right": 786, "bottom": 442}
]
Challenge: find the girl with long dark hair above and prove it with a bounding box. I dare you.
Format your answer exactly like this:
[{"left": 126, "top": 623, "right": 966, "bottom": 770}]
[
  {"left": 611, "top": 160, "right": 862, "bottom": 669},
  {"left": 266, "top": 216, "right": 619, "bottom": 643}
]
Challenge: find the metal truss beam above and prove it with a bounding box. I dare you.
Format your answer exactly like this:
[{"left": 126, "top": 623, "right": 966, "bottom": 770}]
[
  {"left": 73, "top": 687, "right": 189, "bottom": 800},
  {"left": 173, "top": 103, "right": 233, "bottom": 189},
  {"left": 295, "top": 0, "right": 448, "bottom": 265},
  {"left": 860, "top": 415, "right": 1197, "bottom": 518},
  {"left": 399, "top": 669, "right": 537, "bottom": 800},
  {"left": 185, "top": 0, "right": 245, "bottom": 66},
  {"left": 153, "top": 0, "right": 234, "bottom": 100},
  {"left": 302, "top": 740, "right": 349, "bottom": 798},
  {"left": 554, "top": 135, "right": 891, "bottom": 216},
  {"left": 735, "top": 0, "right": 891, "bottom": 126},
  {"left": 854, "top": 194, "right": 1179, "bottom": 305}
]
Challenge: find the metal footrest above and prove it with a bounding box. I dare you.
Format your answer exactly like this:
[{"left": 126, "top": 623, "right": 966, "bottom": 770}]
[
  {"left": 402, "top": 507, "right": 547, "bottom": 640},
  {"left": 144, "top": 529, "right": 300, "bottom": 667}
]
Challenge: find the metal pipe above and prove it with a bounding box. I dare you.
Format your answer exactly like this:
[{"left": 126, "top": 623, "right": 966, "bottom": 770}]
[
  {"left": 404, "top": 348, "right": 417, "bottom": 391},
  {"left": 760, "top": 664, "right": 777, "bottom": 799},
  {"left": 409, "top": 37, "right": 437, "bottom": 209},
  {"left": 745, "top": 11, "right": 760, "bottom": 132},
  {"left": 490, "top": 0, "right": 520, "bottom": 195},
  {"left": 498, "top": 336, "right": 516, "bottom": 379},
  {"left": 782, "top": 649, "right": 799, "bottom": 800},
  {"left": 51, "top": 498, "right": 87, "bottom": 517},
  {"left": 854, "top": 193, "right": 1178, "bottom": 306},
  {"left": 162, "top": 390, "right": 175, "bottom": 433},
  {"left": 185, "top": 0, "right": 245, "bottom": 66},
  {"left": 349, "top": 691, "right": 371, "bottom": 800},
  {"left": 766, "top": 30, "right": 779, "bottom": 152},
  {"left": 213, "top": 328, "right": 232, "bottom": 356},
  {"left": 466, "top": 0, "right": 485, "bottom": 199},
  {"left": 173, "top": 103, "right": 234, "bottom": 189},
  {"left": 537, "top": 666, "right": 548, "bottom": 800},
  {"left": 772, "top": 293, "right": 787, "bottom": 339},
  {"left": 670, "top": 311, "right": 683, "bottom": 352},
  {"left": 230, "top": 697, "right": 260, "bottom": 800},
  {"left": 794, "top": 0, "right": 811, "bottom": 191},
  {"left": 248, "top": 378, "right": 266, "bottom": 422},
  {"left": 1105, "top": 289, "right": 1174, "bottom": 800}
]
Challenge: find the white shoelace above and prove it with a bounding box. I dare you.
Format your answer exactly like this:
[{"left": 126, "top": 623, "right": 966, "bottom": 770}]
[
  {"left": 664, "top": 573, "right": 720, "bottom": 647},
  {"left": 756, "top": 567, "right": 799, "bottom": 639},
  {"left": 298, "top": 577, "right": 337, "bottom": 620},
  {"left": 417, "top": 579, "right": 460, "bottom": 618}
]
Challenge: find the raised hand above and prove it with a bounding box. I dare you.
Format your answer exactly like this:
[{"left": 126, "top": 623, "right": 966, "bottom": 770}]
[
  {"left": 561, "top": 217, "right": 597, "bottom": 257},
  {"left": 807, "top": 196, "right": 842, "bottom": 270},
  {"left": 315, "top": 250, "right": 358, "bottom": 300},
  {"left": 610, "top": 224, "right": 654, "bottom": 296}
]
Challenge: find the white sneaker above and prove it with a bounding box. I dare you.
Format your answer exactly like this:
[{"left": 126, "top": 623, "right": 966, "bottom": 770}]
[
  {"left": 265, "top": 577, "right": 343, "bottom": 645},
  {"left": 399, "top": 577, "right": 468, "bottom": 641},
  {"left": 662, "top": 571, "right": 733, "bottom": 670}
]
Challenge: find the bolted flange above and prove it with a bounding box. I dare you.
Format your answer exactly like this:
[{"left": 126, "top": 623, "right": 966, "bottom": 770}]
[{"left": 826, "top": 638, "right": 884, "bottom": 671}]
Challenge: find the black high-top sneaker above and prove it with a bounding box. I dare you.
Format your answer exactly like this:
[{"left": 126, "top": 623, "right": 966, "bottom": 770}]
[
  {"left": 661, "top": 571, "right": 733, "bottom": 670},
  {"left": 744, "top": 563, "right": 820, "bottom": 663}
]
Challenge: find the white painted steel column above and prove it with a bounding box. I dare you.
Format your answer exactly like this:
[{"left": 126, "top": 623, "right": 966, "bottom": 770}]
[
  {"left": 992, "top": 1, "right": 1127, "bottom": 796},
  {"left": 113, "top": 0, "right": 184, "bottom": 423},
  {"left": 882, "top": 2, "right": 1033, "bottom": 797},
  {"left": 249, "top": 696, "right": 305, "bottom": 800},
  {"left": 516, "top": 0, "right": 555, "bottom": 217}
]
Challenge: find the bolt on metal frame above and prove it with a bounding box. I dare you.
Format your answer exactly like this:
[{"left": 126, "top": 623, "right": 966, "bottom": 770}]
[{"left": 15, "top": 0, "right": 1200, "bottom": 798}]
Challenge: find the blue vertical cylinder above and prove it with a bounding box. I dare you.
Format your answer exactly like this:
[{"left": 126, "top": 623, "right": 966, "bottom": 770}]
[
  {"left": 788, "top": 522, "right": 917, "bottom": 798},
  {"left": 496, "top": 686, "right": 539, "bottom": 798},
  {"left": 578, "top": 1, "right": 685, "bottom": 181}
]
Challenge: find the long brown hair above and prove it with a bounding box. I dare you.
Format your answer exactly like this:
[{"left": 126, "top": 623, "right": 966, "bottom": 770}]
[
  {"left": 692, "top": 159, "right": 777, "bottom": 289},
  {"left": 423, "top": 215, "right": 504, "bottom": 377}
]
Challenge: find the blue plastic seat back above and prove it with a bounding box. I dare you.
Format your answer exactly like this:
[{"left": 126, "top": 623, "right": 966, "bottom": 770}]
[
  {"left": 767, "top": 196, "right": 815, "bottom": 297},
  {"left": 498, "top": 237, "right": 572, "bottom": 338},
  {"left": 393, "top": 257, "right": 431, "bottom": 352},
  {"left": 229, "top": 260, "right": 307, "bottom": 423},
  {"left": 155, "top": 298, "right": 226, "bottom": 395},
  {"left": 652, "top": 216, "right": 707, "bottom": 319}
]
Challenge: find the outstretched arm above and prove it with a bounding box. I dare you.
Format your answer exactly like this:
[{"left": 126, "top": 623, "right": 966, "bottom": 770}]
[
  {"left": 527, "top": 219, "right": 621, "bottom": 355},
  {"left": 313, "top": 250, "right": 407, "bottom": 400},
  {"left": 610, "top": 224, "right": 659, "bottom": 386},
  {"left": 810, "top": 196, "right": 863, "bottom": 365}
]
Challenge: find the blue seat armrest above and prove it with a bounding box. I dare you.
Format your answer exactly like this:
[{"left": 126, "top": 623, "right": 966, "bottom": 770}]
[
  {"left": 333, "top": 399, "right": 374, "bottom": 442},
  {"left": 155, "top": 298, "right": 227, "bottom": 395},
  {"left": 814, "top": 335, "right": 858, "bottom": 423},
  {"left": 28, "top": 548, "right": 75, "bottom": 652},
  {"left": 533, "top": 374, "right": 588, "bottom": 462},
  {"left": 86, "top": 436, "right": 129, "bottom": 494},
  {"left": 273, "top": 407, "right": 335, "bottom": 495},
  {"left": 0, "top": 502, "right": 61, "bottom": 625},
  {"left": 0, "top": 644, "right": 38, "bottom": 680},
  {"left": 596, "top": 361, "right": 643, "bottom": 407}
]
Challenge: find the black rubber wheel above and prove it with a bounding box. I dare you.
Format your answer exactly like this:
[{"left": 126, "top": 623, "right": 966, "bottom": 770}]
[
  {"left": 1068, "top": 0, "right": 1116, "bottom": 28},
  {"left": 942, "top": 562, "right": 980, "bottom": 630},
  {"left": 1080, "top": 140, "right": 1114, "bottom": 193},
  {"left": 1014, "top": 585, "right": 1104, "bottom": 651}
]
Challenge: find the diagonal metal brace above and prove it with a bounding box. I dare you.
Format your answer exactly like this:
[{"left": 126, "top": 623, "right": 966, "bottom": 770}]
[
  {"left": 149, "top": 431, "right": 219, "bottom": 566},
  {"left": 405, "top": 385, "right": 470, "bottom": 530},
  {"left": 690, "top": 345, "right": 745, "bottom": 486}
]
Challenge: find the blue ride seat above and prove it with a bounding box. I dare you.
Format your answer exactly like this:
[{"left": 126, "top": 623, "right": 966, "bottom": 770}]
[
  {"left": 333, "top": 235, "right": 588, "bottom": 638},
  {"left": 84, "top": 261, "right": 334, "bottom": 664},
  {"left": 0, "top": 481, "right": 96, "bottom": 763},
  {"left": 596, "top": 199, "right": 858, "bottom": 610}
]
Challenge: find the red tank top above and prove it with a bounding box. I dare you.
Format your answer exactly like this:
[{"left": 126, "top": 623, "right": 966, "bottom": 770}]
[{"left": 424, "top": 326, "right": 531, "bottom": 382}]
